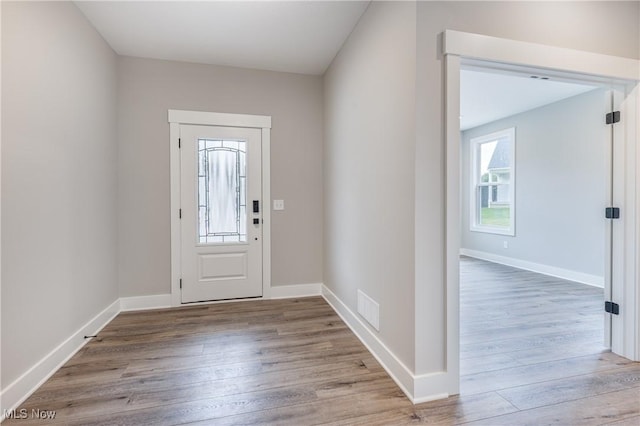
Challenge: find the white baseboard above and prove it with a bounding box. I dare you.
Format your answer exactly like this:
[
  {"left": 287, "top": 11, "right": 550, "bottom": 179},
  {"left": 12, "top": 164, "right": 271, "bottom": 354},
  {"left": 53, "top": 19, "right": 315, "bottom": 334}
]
[
  {"left": 460, "top": 248, "right": 604, "bottom": 288},
  {"left": 2, "top": 282, "right": 443, "bottom": 417},
  {"left": 0, "top": 283, "right": 324, "bottom": 416},
  {"left": 120, "top": 294, "right": 172, "bottom": 311},
  {"left": 0, "top": 299, "right": 120, "bottom": 419},
  {"left": 119, "top": 284, "right": 323, "bottom": 311},
  {"left": 270, "top": 283, "right": 322, "bottom": 299},
  {"left": 321, "top": 285, "right": 449, "bottom": 404},
  {"left": 413, "top": 372, "right": 452, "bottom": 404}
]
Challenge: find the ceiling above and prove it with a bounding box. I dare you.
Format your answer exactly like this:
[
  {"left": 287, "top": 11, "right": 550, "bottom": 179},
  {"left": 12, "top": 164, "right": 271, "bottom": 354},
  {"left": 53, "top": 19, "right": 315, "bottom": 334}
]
[
  {"left": 460, "top": 69, "right": 598, "bottom": 130},
  {"left": 76, "top": 1, "right": 599, "bottom": 126},
  {"left": 75, "top": 1, "right": 369, "bottom": 75}
]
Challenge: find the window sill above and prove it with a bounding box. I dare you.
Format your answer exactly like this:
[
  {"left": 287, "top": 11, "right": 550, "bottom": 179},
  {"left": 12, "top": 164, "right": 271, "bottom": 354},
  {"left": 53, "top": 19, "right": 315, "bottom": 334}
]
[{"left": 470, "top": 225, "right": 515, "bottom": 236}]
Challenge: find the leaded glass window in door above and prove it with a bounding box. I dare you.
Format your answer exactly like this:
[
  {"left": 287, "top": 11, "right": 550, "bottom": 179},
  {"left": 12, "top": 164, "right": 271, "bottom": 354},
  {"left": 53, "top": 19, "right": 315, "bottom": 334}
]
[{"left": 198, "top": 139, "right": 247, "bottom": 244}]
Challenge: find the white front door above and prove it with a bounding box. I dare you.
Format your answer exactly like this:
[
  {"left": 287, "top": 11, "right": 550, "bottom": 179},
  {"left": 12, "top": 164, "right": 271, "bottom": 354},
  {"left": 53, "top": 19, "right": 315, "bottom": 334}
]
[{"left": 180, "top": 124, "right": 263, "bottom": 303}]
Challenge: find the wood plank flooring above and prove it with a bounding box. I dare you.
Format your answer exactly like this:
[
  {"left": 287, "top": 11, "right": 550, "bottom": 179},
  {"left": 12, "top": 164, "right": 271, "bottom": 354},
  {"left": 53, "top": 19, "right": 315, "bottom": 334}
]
[{"left": 4, "top": 257, "right": 639, "bottom": 425}]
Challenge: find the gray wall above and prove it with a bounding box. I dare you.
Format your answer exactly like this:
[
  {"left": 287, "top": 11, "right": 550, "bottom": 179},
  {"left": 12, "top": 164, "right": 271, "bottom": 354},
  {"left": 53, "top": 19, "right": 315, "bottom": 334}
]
[
  {"left": 414, "top": 0, "right": 639, "bottom": 375},
  {"left": 324, "top": 1, "right": 417, "bottom": 370},
  {"left": 323, "top": 0, "right": 639, "bottom": 377},
  {"left": 117, "top": 57, "right": 323, "bottom": 297},
  {"left": 2, "top": 0, "right": 638, "bottom": 395},
  {"left": 1, "top": 2, "right": 118, "bottom": 388},
  {"left": 461, "top": 89, "right": 608, "bottom": 279}
]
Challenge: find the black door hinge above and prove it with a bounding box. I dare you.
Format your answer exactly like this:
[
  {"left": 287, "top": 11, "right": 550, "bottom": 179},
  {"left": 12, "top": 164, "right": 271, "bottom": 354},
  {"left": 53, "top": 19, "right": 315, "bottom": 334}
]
[
  {"left": 179, "top": 209, "right": 182, "bottom": 219},
  {"left": 605, "top": 207, "right": 620, "bottom": 219},
  {"left": 605, "top": 301, "right": 619, "bottom": 315},
  {"left": 179, "top": 278, "right": 182, "bottom": 289},
  {"left": 178, "top": 138, "right": 181, "bottom": 148},
  {"left": 606, "top": 111, "right": 620, "bottom": 125}
]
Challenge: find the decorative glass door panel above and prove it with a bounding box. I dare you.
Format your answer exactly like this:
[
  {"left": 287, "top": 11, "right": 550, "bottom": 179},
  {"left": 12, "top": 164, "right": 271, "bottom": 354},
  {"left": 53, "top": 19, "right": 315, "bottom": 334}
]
[{"left": 198, "top": 139, "right": 247, "bottom": 244}]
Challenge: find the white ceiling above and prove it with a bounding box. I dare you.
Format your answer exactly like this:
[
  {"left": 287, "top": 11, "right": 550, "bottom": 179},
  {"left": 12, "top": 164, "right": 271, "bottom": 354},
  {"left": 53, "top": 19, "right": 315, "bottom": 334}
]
[
  {"left": 460, "top": 69, "right": 598, "bottom": 131},
  {"left": 76, "top": 1, "right": 599, "bottom": 126},
  {"left": 75, "top": 1, "right": 369, "bottom": 75}
]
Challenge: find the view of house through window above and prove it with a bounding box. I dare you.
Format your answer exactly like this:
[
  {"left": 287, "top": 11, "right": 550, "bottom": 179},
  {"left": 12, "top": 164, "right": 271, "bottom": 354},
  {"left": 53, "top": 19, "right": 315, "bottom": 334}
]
[{"left": 471, "top": 128, "right": 515, "bottom": 235}]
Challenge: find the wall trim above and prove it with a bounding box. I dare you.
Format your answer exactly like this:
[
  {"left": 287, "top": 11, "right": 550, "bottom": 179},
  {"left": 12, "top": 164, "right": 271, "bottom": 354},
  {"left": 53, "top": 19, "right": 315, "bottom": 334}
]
[
  {"left": 460, "top": 248, "right": 605, "bottom": 288},
  {"left": 321, "top": 285, "right": 414, "bottom": 401},
  {"left": 118, "top": 284, "right": 323, "bottom": 312},
  {"left": 0, "top": 299, "right": 120, "bottom": 420},
  {"left": 321, "top": 285, "right": 449, "bottom": 404},
  {"left": 443, "top": 30, "right": 639, "bottom": 82},
  {"left": 2, "top": 284, "right": 445, "bottom": 416},
  {"left": 167, "top": 109, "right": 271, "bottom": 129},
  {"left": 120, "top": 294, "right": 173, "bottom": 312},
  {"left": 270, "top": 283, "right": 322, "bottom": 299}
]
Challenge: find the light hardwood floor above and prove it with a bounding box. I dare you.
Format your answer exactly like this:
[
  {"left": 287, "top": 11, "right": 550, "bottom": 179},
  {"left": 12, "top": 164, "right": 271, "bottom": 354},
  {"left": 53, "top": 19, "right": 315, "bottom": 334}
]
[{"left": 5, "top": 257, "right": 639, "bottom": 425}]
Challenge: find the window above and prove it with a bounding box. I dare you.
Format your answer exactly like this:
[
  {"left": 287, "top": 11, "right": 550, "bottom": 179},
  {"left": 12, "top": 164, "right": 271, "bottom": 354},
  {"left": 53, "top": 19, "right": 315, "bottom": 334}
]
[
  {"left": 198, "top": 139, "right": 247, "bottom": 244},
  {"left": 470, "top": 128, "right": 515, "bottom": 235}
]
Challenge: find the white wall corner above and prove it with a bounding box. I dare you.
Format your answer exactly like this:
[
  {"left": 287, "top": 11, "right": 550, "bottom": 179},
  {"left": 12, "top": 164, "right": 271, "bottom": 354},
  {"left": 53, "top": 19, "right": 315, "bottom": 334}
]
[
  {"left": 321, "top": 285, "right": 449, "bottom": 404},
  {"left": 0, "top": 299, "right": 120, "bottom": 419},
  {"left": 119, "top": 294, "right": 173, "bottom": 312},
  {"left": 460, "top": 248, "right": 605, "bottom": 288},
  {"left": 269, "top": 283, "right": 322, "bottom": 299}
]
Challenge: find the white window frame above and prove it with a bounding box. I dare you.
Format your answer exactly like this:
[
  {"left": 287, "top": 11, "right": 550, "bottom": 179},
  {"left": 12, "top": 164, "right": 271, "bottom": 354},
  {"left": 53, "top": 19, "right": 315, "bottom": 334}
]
[{"left": 470, "top": 127, "right": 515, "bottom": 236}]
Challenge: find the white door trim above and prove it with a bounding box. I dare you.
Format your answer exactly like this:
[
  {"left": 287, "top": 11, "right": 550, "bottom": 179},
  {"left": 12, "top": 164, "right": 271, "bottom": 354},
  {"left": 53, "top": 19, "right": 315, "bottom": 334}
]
[
  {"left": 168, "top": 110, "right": 272, "bottom": 306},
  {"left": 168, "top": 110, "right": 271, "bottom": 129},
  {"left": 441, "top": 30, "right": 640, "bottom": 395},
  {"left": 443, "top": 30, "right": 640, "bottom": 82}
]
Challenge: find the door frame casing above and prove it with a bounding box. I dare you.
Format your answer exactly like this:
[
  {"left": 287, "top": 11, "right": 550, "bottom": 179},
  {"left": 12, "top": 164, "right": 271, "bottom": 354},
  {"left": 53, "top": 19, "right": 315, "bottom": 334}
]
[
  {"left": 440, "top": 30, "right": 640, "bottom": 395},
  {"left": 168, "top": 110, "right": 272, "bottom": 306}
]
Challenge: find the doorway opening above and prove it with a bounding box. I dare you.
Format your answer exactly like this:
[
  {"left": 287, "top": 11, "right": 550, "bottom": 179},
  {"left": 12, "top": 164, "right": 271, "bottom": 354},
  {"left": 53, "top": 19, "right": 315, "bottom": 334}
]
[
  {"left": 458, "top": 65, "right": 615, "bottom": 395},
  {"left": 438, "top": 30, "right": 640, "bottom": 402}
]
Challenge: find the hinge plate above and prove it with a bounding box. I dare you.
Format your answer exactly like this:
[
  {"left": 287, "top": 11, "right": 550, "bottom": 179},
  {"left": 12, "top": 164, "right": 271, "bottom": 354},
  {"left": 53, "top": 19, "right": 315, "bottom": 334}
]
[
  {"left": 605, "top": 301, "right": 619, "bottom": 315},
  {"left": 178, "top": 138, "right": 181, "bottom": 148},
  {"left": 605, "top": 111, "right": 620, "bottom": 125},
  {"left": 605, "top": 207, "right": 620, "bottom": 219},
  {"left": 179, "top": 208, "right": 182, "bottom": 219},
  {"left": 179, "top": 278, "right": 182, "bottom": 289}
]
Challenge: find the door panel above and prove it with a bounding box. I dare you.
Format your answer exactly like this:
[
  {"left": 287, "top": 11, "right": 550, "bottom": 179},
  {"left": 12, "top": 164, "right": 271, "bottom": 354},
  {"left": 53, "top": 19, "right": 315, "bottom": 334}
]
[
  {"left": 200, "top": 253, "right": 247, "bottom": 280},
  {"left": 180, "top": 124, "right": 262, "bottom": 303}
]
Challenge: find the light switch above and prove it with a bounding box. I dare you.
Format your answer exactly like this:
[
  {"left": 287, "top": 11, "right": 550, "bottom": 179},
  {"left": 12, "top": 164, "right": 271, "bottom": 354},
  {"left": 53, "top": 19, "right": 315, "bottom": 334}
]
[{"left": 273, "top": 200, "right": 285, "bottom": 211}]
